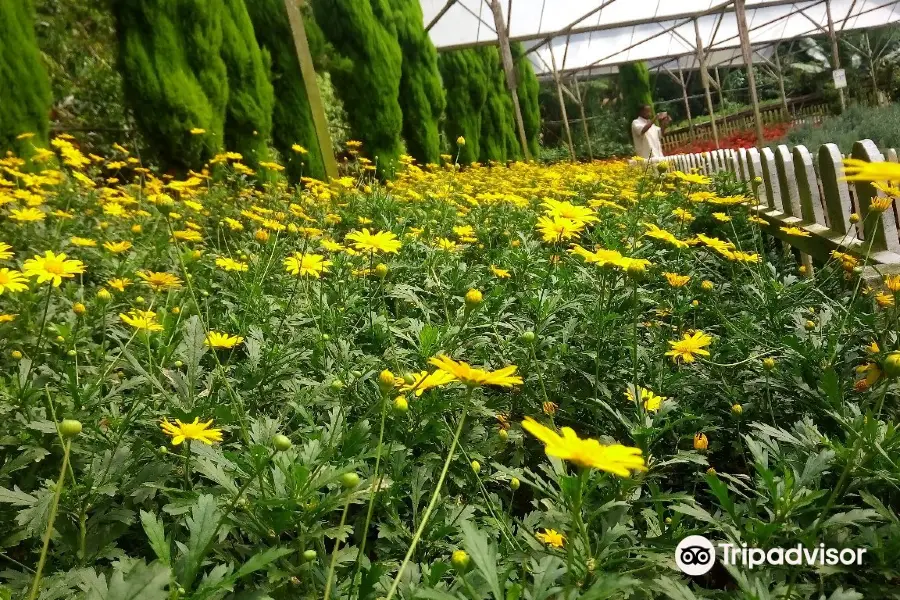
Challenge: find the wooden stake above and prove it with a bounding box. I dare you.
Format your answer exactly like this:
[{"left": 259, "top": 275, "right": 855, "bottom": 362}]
[
  {"left": 773, "top": 46, "right": 790, "bottom": 117},
  {"left": 573, "top": 75, "right": 593, "bottom": 160},
  {"left": 734, "top": 0, "right": 765, "bottom": 149},
  {"left": 490, "top": 0, "right": 532, "bottom": 161},
  {"left": 825, "top": 0, "right": 846, "bottom": 112},
  {"left": 284, "top": 0, "right": 338, "bottom": 180},
  {"left": 550, "top": 46, "right": 575, "bottom": 161},
  {"left": 694, "top": 18, "right": 719, "bottom": 149},
  {"left": 677, "top": 65, "right": 696, "bottom": 141}
]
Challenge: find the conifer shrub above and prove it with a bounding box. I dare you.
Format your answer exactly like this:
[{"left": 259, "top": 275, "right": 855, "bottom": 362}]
[
  {"left": 312, "top": 0, "right": 404, "bottom": 172},
  {"left": 0, "top": 0, "right": 52, "bottom": 158},
  {"left": 477, "top": 47, "right": 518, "bottom": 162},
  {"left": 384, "top": 0, "right": 446, "bottom": 166},
  {"left": 619, "top": 61, "right": 654, "bottom": 118},
  {"left": 512, "top": 42, "right": 541, "bottom": 158},
  {"left": 440, "top": 49, "right": 487, "bottom": 164},
  {"left": 220, "top": 0, "right": 274, "bottom": 170},
  {"left": 245, "top": 0, "right": 326, "bottom": 181},
  {"left": 113, "top": 0, "right": 229, "bottom": 172}
]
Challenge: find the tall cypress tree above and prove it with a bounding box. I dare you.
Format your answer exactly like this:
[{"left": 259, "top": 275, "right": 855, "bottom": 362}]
[
  {"left": 477, "top": 46, "right": 515, "bottom": 163},
  {"left": 380, "top": 0, "right": 445, "bottom": 166},
  {"left": 512, "top": 42, "right": 541, "bottom": 159},
  {"left": 619, "top": 61, "right": 653, "bottom": 118},
  {"left": 246, "top": 0, "right": 326, "bottom": 181},
  {"left": 113, "top": 0, "right": 228, "bottom": 172},
  {"left": 312, "top": 0, "right": 403, "bottom": 171},
  {"left": 220, "top": 0, "right": 274, "bottom": 170},
  {"left": 439, "top": 49, "right": 487, "bottom": 164},
  {"left": 0, "top": 0, "right": 52, "bottom": 158}
]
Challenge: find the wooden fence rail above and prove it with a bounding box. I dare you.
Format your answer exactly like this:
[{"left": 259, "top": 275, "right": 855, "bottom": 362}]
[{"left": 655, "top": 140, "right": 900, "bottom": 280}]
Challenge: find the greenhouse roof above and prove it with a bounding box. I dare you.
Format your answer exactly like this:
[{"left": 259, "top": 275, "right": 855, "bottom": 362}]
[{"left": 421, "top": 0, "right": 900, "bottom": 76}]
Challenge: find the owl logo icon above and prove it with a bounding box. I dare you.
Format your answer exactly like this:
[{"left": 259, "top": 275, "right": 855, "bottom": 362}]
[{"left": 676, "top": 535, "right": 716, "bottom": 575}]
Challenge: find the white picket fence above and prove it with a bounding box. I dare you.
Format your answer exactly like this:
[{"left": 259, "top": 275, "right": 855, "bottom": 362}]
[{"left": 660, "top": 141, "right": 900, "bottom": 278}]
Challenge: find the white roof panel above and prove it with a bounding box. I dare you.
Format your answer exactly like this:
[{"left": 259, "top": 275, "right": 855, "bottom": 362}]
[{"left": 422, "top": 0, "right": 900, "bottom": 75}]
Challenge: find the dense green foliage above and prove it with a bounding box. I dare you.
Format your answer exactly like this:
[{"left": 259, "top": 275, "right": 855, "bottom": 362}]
[
  {"left": 113, "top": 0, "right": 229, "bottom": 172},
  {"left": 786, "top": 102, "right": 900, "bottom": 151},
  {"left": 245, "top": 0, "right": 325, "bottom": 181},
  {"left": 478, "top": 47, "right": 519, "bottom": 162},
  {"left": 439, "top": 49, "right": 487, "bottom": 164},
  {"left": 381, "top": 0, "right": 446, "bottom": 166},
  {"left": 619, "top": 61, "right": 653, "bottom": 118},
  {"left": 0, "top": 0, "right": 52, "bottom": 157},
  {"left": 538, "top": 78, "right": 632, "bottom": 160},
  {"left": 220, "top": 0, "right": 274, "bottom": 170},
  {"left": 34, "top": 0, "right": 127, "bottom": 153},
  {"left": 512, "top": 42, "right": 541, "bottom": 158},
  {"left": 312, "top": 0, "right": 404, "bottom": 171}
]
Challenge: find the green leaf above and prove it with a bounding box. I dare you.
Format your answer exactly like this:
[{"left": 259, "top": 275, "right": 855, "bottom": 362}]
[
  {"left": 705, "top": 475, "right": 736, "bottom": 522},
  {"left": 416, "top": 589, "right": 463, "bottom": 600},
  {"left": 824, "top": 587, "right": 863, "bottom": 600},
  {"left": 140, "top": 510, "right": 171, "bottom": 566},
  {"left": 83, "top": 561, "right": 169, "bottom": 600},
  {"left": 823, "top": 509, "right": 880, "bottom": 529},
  {"left": 652, "top": 576, "right": 700, "bottom": 600},
  {"left": 461, "top": 521, "right": 502, "bottom": 600},
  {"left": 0, "top": 485, "right": 37, "bottom": 506},
  {"left": 233, "top": 546, "right": 293, "bottom": 579},
  {"left": 529, "top": 556, "right": 565, "bottom": 600},
  {"left": 669, "top": 502, "right": 717, "bottom": 525},
  {"left": 581, "top": 574, "right": 640, "bottom": 599},
  {"left": 176, "top": 494, "right": 222, "bottom": 590}
]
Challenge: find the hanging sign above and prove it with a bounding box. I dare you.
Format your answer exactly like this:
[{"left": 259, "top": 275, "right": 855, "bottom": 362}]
[{"left": 833, "top": 69, "right": 847, "bottom": 89}]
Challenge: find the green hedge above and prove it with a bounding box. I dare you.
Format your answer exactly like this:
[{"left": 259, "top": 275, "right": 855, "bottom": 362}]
[
  {"left": 0, "top": 0, "right": 53, "bottom": 158},
  {"left": 220, "top": 0, "right": 274, "bottom": 171},
  {"left": 113, "top": 0, "right": 228, "bottom": 172},
  {"left": 383, "top": 0, "right": 445, "bottom": 165},
  {"left": 312, "top": 0, "right": 403, "bottom": 172},
  {"left": 439, "top": 49, "right": 486, "bottom": 164},
  {"left": 619, "top": 61, "right": 653, "bottom": 118},
  {"left": 512, "top": 42, "right": 540, "bottom": 158},
  {"left": 246, "top": 0, "right": 326, "bottom": 181}
]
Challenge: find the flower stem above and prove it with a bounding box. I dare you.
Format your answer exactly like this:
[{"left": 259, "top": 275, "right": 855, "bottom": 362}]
[
  {"left": 323, "top": 492, "right": 353, "bottom": 600},
  {"left": 349, "top": 395, "right": 389, "bottom": 593},
  {"left": 28, "top": 440, "right": 72, "bottom": 600},
  {"left": 385, "top": 399, "right": 470, "bottom": 600}
]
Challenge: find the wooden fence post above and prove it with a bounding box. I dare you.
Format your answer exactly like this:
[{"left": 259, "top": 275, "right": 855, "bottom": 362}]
[
  {"left": 818, "top": 143, "right": 855, "bottom": 237},
  {"left": 793, "top": 145, "right": 827, "bottom": 226},
  {"left": 747, "top": 147, "right": 767, "bottom": 206},
  {"left": 761, "top": 148, "right": 784, "bottom": 213},
  {"left": 774, "top": 145, "right": 803, "bottom": 219},
  {"left": 851, "top": 140, "right": 900, "bottom": 254}
]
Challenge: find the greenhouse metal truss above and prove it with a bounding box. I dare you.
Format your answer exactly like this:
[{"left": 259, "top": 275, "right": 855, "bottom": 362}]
[{"left": 419, "top": 0, "right": 900, "bottom": 155}]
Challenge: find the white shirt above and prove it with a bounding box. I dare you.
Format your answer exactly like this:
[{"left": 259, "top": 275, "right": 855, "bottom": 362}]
[{"left": 631, "top": 117, "right": 664, "bottom": 159}]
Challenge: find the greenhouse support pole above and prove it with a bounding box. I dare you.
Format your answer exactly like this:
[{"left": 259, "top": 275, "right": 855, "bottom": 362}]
[
  {"left": 734, "top": 0, "right": 766, "bottom": 149},
  {"left": 549, "top": 46, "right": 575, "bottom": 161},
  {"left": 773, "top": 46, "right": 790, "bottom": 117},
  {"left": 573, "top": 75, "right": 594, "bottom": 160},
  {"left": 714, "top": 67, "right": 725, "bottom": 108},
  {"left": 825, "top": 0, "right": 846, "bottom": 111},
  {"left": 693, "top": 18, "right": 719, "bottom": 149},
  {"left": 490, "top": 0, "right": 532, "bottom": 161},
  {"left": 284, "top": 0, "right": 338, "bottom": 180},
  {"left": 865, "top": 33, "right": 880, "bottom": 105},
  {"left": 676, "top": 65, "right": 696, "bottom": 141}
]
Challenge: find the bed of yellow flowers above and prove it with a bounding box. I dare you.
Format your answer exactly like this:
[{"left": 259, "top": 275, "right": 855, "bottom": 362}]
[{"left": 1, "top": 137, "right": 899, "bottom": 599}]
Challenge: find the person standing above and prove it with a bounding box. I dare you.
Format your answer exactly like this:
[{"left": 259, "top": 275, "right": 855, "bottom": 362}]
[{"left": 631, "top": 104, "right": 669, "bottom": 159}]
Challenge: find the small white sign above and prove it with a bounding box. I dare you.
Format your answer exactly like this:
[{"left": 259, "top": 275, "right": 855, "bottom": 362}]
[{"left": 833, "top": 69, "right": 847, "bottom": 89}]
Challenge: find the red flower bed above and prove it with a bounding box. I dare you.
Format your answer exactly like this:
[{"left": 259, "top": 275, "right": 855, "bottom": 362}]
[{"left": 667, "top": 123, "right": 791, "bottom": 154}]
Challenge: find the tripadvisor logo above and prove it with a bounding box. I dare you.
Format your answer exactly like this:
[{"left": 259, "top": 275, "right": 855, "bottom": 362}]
[{"left": 675, "top": 535, "right": 867, "bottom": 575}]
